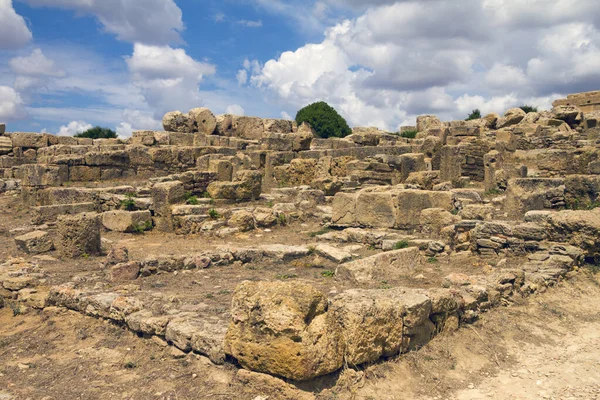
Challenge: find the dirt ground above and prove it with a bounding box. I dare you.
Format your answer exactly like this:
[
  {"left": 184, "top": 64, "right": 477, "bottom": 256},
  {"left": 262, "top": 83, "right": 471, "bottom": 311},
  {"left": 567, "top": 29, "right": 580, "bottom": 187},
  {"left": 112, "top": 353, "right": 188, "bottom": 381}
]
[{"left": 1, "top": 271, "right": 598, "bottom": 399}]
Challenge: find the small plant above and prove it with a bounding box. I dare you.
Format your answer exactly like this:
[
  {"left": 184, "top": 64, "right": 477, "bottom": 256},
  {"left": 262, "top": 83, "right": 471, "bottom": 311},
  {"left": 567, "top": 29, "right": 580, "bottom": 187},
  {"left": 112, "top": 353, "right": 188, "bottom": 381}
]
[
  {"left": 466, "top": 109, "right": 482, "bottom": 121},
  {"left": 307, "top": 245, "right": 316, "bottom": 255},
  {"left": 208, "top": 208, "right": 220, "bottom": 219},
  {"left": 121, "top": 193, "right": 136, "bottom": 211},
  {"left": 124, "top": 361, "right": 138, "bottom": 369},
  {"left": 217, "top": 289, "right": 231, "bottom": 295},
  {"left": 266, "top": 200, "right": 275, "bottom": 208},
  {"left": 309, "top": 227, "right": 332, "bottom": 238},
  {"left": 81, "top": 253, "right": 90, "bottom": 259},
  {"left": 427, "top": 257, "right": 438, "bottom": 264},
  {"left": 400, "top": 129, "right": 418, "bottom": 139},
  {"left": 321, "top": 270, "right": 335, "bottom": 278},
  {"left": 202, "top": 191, "right": 212, "bottom": 199},
  {"left": 8, "top": 301, "right": 21, "bottom": 317},
  {"left": 520, "top": 105, "right": 538, "bottom": 113},
  {"left": 380, "top": 281, "right": 392, "bottom": 290},
  {"left": 277, "top": 213, "right": 288, "bottom": 226},
  {"left": 394, "top": 240, "right": 409, "bottom": 250},
  {"left": 205, "top": 293, "right": 215, "bottom": 299},
  {"left": 132, "top": 220, "right": 152, "bottom": 234},
  {"left": 186, "top": 195, "right": 199, "bottom": 205}
]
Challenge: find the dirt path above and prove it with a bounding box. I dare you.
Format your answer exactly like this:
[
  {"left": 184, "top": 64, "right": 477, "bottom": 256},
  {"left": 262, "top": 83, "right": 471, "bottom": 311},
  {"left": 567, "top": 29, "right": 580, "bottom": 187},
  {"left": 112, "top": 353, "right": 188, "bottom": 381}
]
[{"left": 349, "top": 272, "right": 600, "bottom": 400}]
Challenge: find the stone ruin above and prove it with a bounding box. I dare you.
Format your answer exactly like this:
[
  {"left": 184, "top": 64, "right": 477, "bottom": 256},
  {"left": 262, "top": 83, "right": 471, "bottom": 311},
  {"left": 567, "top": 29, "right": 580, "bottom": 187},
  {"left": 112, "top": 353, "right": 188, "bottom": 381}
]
[{"left": 1, "top": 96, "right": 600, "bottom": 384}]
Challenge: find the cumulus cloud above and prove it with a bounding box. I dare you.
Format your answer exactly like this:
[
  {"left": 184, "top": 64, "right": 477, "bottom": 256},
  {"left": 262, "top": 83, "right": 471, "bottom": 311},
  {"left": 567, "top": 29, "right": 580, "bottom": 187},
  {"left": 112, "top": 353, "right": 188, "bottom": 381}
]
[
  {"left": 22, "top": 0, "right": 184, "bottom": 45},
  {"left": 249, "top": 0, "right": 600, "bottom": 130},
  {"left": 0, "top": 0, "right": 33, "bottom": 49},
  {"left": 57, "top": 120, "right": 92, "bottom": 136},
  {"left": 126, "top": 43, "right": 217, "bottom": 118},
  {"left": 225, "top": 104, "right": 245, "bottom": 116},
  {"left": 0, "top": 86, "right": 26, "bottom": 121},
  {"left": 10, "top": 49, "right": 66, "bottom": 93}
]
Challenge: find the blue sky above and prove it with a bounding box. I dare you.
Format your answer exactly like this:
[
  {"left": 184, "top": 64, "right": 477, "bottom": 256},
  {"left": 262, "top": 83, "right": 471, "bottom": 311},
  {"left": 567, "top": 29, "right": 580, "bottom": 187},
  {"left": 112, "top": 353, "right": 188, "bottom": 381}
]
[{"left": 1, "top": 0, "right": 600, "bottom": 136}]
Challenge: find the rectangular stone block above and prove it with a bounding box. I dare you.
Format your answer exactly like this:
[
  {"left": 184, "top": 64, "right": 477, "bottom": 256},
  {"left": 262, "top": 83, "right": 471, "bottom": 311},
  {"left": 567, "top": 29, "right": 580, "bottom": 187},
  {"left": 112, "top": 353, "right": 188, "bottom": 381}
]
[
  {"left": 395, "top": 190, "right": 454, "bottom": 229},
  {"left": 336, "top": 247, "right": 425, "bottom": 283},
  {"left": 356, "top": 191, "right": 396, "bottom": 228},
  {"left": 331, "top": 192, "right": 358, "bottom": 226},
  {"left": 10, "top": 132, "right": 49, "bottom": 149}
]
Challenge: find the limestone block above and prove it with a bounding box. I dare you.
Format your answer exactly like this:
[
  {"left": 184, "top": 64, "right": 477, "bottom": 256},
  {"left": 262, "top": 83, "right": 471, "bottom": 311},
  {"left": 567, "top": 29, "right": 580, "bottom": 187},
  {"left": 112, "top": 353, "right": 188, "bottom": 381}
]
[
  {"left": 57, "top": 213, "right": 101, "bottom": 258},
  {"left": 10, "top": 132, "right": 48, "bottom": 148},
  {"left": 101, "top": 210, "right": 152, "bottom": 233},
  {"left": 356, "top": 191, "right": 396, "bottom": 228},
  {"left": 15, "top": 230, "right": 54, "bottom": 254},
  {"left": 331, "top": 192, "right": 358, "bottom": 226},
  {"left": 224, "top": 281, "right": 344, "bottom": 381},
  {"left": 336, "top": 247, "right": 425, "bottom": 283},
  {"left": 162, "top": 111, "right": 192, "bottom": 133},
  {"left": 188, "top": 107, "right": 217, "bottom": 135}
]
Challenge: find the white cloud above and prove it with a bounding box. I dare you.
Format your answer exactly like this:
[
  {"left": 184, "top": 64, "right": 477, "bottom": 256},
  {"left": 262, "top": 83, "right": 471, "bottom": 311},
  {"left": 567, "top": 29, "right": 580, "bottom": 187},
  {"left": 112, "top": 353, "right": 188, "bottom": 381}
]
[
  {"left": 249, "top": 0, "right": 600, "bottom": 130},
  {"left": 0, "top": 0, "right": 33, "bottom": 49},
  {"left": 238, "top": 19, "right": 263, "bottom": 28},
  {"left": 236, "top": 69, "right": 248, "bottom": 85},
  {"left": 225, "top": 104, "right": 245, "bottom": 116},
  {"left": 57, "top": 120, "right": 92, "bottom": 136},
  {"left": 22, "top": 0, "right": 183, "bottom": 45},
  {"left": 9, "top": 49, "right": 65, "bottom": 77},
  {"left": 281, "top": 111, "right": 292, "bottom": 120},
  {"left": 116, "top": 122, "right": 132, "bottom": 138},
  {"left": 214, "top": 13, "right": 225, "bottom": 22},
  {"left": 126, "top": 43, "right": 217, "bottom": 118},
  {"left": 0, "top": 86, "right": 26, "bottom": 121}
]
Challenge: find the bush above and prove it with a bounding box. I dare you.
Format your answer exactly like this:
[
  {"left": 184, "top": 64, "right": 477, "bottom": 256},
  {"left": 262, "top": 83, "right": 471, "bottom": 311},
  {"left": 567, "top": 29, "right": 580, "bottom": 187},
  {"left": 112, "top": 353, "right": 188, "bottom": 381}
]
[
  {"left": 400, "top": 129, "right": 418, "bottom": 139},
  {"left": 75, "top": 126, "right": 117, "bottom": 139},
  {"left": 519, "top": 105, "right": 538, "bottom": 114},
  {"left": 295, "top": 101, "right": 351, "bottom": 139},
  {"left": 466, "top": 109, "right": 482, "bottom": 121}
]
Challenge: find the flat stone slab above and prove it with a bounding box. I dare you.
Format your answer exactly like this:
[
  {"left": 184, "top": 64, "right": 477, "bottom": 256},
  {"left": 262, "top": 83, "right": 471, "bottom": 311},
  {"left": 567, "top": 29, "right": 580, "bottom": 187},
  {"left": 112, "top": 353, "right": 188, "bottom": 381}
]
[
  {"left": 336, "top": 247, "right": 425, "bottom": 283},
  {"left": 314, "top": 243, "right": 353, "bottom": 263}
]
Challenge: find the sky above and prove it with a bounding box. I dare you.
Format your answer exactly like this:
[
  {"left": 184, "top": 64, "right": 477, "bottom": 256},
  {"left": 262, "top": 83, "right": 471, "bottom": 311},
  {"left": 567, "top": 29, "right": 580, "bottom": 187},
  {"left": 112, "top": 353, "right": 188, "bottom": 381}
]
[{"left": 1, "top": 0, "right": 600, "bottom": 137}]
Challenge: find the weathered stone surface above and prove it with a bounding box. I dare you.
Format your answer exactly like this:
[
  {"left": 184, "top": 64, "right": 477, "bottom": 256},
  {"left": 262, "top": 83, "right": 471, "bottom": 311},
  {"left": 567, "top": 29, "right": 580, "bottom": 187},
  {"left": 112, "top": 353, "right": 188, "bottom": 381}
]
[
  {"left": 163, "top": 111, "right": 192, "bottom": 133},
  {"left": 0, "top": 136, "right": 12, "bottom": 155},
  {"left": 11, "top": 132, "right": 49, "bottom": 148},
  {"left": 314, "top": 243, "right": 352, "bottom": 263},
  {"left": 108, "top": 262, "right": 140, "bottom": 282},
  {"left": 0, "top": 123, "right": 5, "bottom": 134},
  {"left": 329, "top": 289, "right": 405, "bottom": 365},
  {"left": 356, "top": 191, "right": 396, "bottom": 228},
  {"left": 56, "top": 213, "right": 101, "bottom": 258},
  {"left": 337, "top": 247, "right": 425, "bottom": 283},
  {"left": 188, "top": 107, "right": 217, "bottom": 135},
  {"left": 15, "top": 231, "right": 54, "bottom": 254},
  {"left": 101, "top": 210, "right": 152, "bottom": 233},
  {"left": 228, "top": 210, "right": 255, "bottom": 232},
  {"left": 224, "top": 281, "right": 344, "bottom": 381},
  {"left": 496, "top": 108, "right": 526, "bottom": 129},
  {"left": 396, "top": 190, "right": 455, "bottom": 229},
  {"left": 331, "top": 192, "right": 357, "bottom": 226},
  {"left": 105, "top": 245, "right": 129, "bottom": 266}
]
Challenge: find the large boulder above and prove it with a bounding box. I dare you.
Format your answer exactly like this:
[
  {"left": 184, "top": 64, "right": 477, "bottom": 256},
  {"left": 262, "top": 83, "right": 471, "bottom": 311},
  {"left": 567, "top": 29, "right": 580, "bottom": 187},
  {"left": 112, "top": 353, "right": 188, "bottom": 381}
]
[
  {"left": 188, "top": 107, "right": 217, "bottom": 135},
  {"left": 496, "top": 108, "right": 526, "bottom": 129},
  {"left": 162, "top": 111, "right": 192, "bottom": 133},
  {"left": 56, "top": 213, "right": 101, "bottom": 258},
  {"left": 224, "top": 281, "right": 344, "bottom": 381}
]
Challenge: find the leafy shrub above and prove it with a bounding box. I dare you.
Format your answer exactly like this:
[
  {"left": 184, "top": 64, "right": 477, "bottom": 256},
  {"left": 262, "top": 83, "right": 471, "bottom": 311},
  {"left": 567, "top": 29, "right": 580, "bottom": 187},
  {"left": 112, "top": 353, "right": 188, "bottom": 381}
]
[
  {"left": 394, "top": 241, "right": 409, "bottom": 250},
  {"left": 74, "top": 126, "right": 117, "bottom": 139},
  {"left": 466, "top": 109, "right": 482, "bottom": 121},
  {"left": 208, "top": 208, "right": 220, "bottom": 219},
  {"left": 185, "top": 192, "right": 199, "bottom": 205},
  {"left": 400, "top": 129, "right": 418, "bottom": 139},
  {"left": 120, "top": 193, "right": 136, "bottom": 211},
  {"left": 520, "top": 105, "right": 538, "bottom": 113},
  {"left": 295, "top": 101, "right": 351, "bottom": 139}
]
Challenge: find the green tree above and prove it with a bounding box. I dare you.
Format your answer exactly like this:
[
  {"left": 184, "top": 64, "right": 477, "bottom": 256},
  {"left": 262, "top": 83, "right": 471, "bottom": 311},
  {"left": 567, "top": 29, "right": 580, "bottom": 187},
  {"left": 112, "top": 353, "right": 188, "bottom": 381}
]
[
  {"left": 519, "top": 105, "right": 538, "bottom": 113},
  {"left": 74, "top": 126, "right": 117, "bottom": 139},
  {"left": 466, "top": 109, "right": 482, "bottom": 121},
  {"left": 295, "top": 101, "right": 352, "bottom": 139}
]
